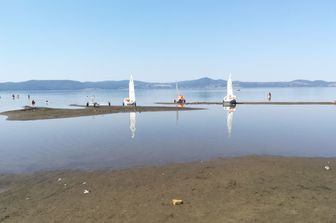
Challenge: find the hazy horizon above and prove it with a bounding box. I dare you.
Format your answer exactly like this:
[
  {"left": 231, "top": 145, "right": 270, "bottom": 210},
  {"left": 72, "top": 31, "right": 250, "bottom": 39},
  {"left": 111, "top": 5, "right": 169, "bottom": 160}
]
[{"left": 1, "top": 0, "right": 335, "bottom": 82}]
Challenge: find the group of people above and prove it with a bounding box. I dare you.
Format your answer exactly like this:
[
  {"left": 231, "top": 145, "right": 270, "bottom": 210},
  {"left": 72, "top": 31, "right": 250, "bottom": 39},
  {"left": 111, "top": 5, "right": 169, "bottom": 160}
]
[
  {"left": 86, "top": 101, "right": 111, "bottom": 107},
  {"left": 12, "top": 94, "right": 20, "bottom": 99},
  {"left": 85, "top": 95, "right": 112, "bottom": 107},
  {"left": 5, "top": 93, "right": 50, "bottom": 107}
]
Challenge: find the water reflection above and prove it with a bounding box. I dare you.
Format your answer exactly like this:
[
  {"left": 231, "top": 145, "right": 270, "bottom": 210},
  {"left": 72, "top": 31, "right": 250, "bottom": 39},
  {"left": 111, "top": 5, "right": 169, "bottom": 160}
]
[
  {"left": 129, "top": 112, "right": 136, "bottom": 138},
  {"left": 1, "top": 88, "right": 336, "bottom": 174},
  {"left": 224, "top": 105, "right": 236, "bottom": 138},
  {"left": 175, "top": 103, "right": 184, "bottom": 126}
]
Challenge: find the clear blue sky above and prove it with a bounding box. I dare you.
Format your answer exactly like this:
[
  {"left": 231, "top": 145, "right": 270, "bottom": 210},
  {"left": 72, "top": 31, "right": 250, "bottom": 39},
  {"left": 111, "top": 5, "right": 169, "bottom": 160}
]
[{"left": 0, "top": 0, "right": 335, "bottom": 82}]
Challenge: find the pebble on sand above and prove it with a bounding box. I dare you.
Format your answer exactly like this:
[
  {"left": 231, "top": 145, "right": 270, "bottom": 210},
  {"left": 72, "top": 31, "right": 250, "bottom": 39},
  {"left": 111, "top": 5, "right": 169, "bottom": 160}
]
[
  {"left": 324, "top": 166, "right": 331, "bottom": 170},
  {"left": 172, "top": 199, "right": 183, "bottom": 205},
  {"left": 83, "top": 189, "right": 90, "bottom": 194}
]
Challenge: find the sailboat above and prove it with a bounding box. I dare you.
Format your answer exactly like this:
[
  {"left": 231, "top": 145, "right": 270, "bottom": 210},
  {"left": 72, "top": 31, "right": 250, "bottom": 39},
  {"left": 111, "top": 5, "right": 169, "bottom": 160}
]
[
  {"left": 123, "top": 75, "right": 136, "bottom": 106},
  {"left": 223, "top": 73, "right": 237, "bottom": 104},
  {"left": 174, "top": 82, "right": 186, "bottom": 104}
]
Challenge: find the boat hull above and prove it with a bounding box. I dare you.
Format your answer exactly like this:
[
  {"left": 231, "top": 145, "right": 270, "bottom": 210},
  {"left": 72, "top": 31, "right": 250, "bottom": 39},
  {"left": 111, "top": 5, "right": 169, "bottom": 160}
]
[
  {"left": 123, "top": 99, "right": 136, "bottom": 106},
  {"left": 223, "top": 99, "right": 237, "bottom": 105}
]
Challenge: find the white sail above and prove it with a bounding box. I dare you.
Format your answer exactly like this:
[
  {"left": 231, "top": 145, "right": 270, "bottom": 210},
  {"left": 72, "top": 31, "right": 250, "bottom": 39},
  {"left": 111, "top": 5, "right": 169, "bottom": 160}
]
[
  {"left": 129, "top": 75, "right": 135, "bottom": 103},
  {"left": 224, "top": 73, "right": 236, "bottom": 103},
  {"left": 227, "top": 74, "right": 233, "bottom": 98},
  {"left": 176, "top": 82, "right": 179, "bottom": 97},
  {"left": 129, "top": 112, "right": 136, "bottom": 138}
]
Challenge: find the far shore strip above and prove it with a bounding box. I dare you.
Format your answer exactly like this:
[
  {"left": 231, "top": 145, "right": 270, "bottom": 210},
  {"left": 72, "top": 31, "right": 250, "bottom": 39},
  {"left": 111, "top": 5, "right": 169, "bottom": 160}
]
[{"left": 0, "top": 105, "right": 204, "bottom": 121}]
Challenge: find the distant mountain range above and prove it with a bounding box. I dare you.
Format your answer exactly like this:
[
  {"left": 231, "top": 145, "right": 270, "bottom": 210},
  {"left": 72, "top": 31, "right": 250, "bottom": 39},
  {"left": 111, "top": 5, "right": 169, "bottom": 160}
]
[{"left": 0, "top": 78, "right": 335, "bottom": 90}]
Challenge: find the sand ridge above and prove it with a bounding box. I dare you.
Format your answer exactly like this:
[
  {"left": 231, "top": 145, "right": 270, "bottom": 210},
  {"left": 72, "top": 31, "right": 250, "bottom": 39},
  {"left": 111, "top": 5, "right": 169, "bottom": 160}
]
[{"left": 0, "top": 105, "right": 204, "bottom": 121}]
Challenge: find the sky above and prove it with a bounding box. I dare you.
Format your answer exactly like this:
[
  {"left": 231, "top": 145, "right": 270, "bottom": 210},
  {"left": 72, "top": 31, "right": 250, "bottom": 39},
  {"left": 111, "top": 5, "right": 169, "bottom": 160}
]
[{"left": 0, "top": 0, "right": 335, "bottom": 82}]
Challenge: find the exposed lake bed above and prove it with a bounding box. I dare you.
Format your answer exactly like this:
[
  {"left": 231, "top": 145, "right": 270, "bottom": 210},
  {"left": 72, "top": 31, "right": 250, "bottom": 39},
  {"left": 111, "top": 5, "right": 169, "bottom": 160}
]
[{"left": 1, "top": 156, "right": 336, "bottom": 222}]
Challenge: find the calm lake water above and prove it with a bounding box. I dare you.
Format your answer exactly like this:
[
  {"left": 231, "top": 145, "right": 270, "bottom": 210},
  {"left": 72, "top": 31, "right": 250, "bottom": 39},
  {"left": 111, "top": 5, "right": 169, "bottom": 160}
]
[{"left": 0, "top": 88, "right": 335, "bottom": 173}]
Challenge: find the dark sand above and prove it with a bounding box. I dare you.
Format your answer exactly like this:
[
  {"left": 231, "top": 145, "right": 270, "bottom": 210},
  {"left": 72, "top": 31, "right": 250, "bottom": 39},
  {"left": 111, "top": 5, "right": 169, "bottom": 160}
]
[
  {"left": 0, "top": 106, "right": 203, "bottom": 121},
  {"left": 1, "top": 156, "right": 335, "bottom": 222}
]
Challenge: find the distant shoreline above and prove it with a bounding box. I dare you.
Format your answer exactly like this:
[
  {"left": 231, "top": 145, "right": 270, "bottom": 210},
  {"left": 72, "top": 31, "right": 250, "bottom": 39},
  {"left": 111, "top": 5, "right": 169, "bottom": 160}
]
[
  {"left": 0, "top": 105, "right": 204, "bottom": 121},
  {"left": 1, "top": 78, "right": 336, "bottom": 91}
]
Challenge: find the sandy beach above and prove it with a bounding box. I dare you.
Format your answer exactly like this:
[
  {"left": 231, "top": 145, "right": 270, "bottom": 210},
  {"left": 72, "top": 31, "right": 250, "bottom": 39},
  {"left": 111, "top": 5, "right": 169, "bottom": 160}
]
[
  {"left": 1, "top": 156, "right": 335, "bottom": 223},
  {"left": 0, "top": 106, "right": 203, "bottom": 121}
]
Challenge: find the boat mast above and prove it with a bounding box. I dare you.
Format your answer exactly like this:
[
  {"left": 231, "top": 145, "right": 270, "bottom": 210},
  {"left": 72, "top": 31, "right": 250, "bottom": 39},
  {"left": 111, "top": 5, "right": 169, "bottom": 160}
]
[{"left": 129, "top": 75, "right": 135, "bottom": 102}]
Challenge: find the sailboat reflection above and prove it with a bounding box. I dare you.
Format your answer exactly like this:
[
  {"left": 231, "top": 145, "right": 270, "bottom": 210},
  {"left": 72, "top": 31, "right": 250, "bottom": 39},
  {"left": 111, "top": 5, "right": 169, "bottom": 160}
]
[
  {"left": 175, "top": 103, "right": 184, "bottom": 126},
  {"left": 129, "top": 112, "right": 136, "bottom": 138},
  {"left": 224, "top": 104, "right": 236, "bottom": 138}
]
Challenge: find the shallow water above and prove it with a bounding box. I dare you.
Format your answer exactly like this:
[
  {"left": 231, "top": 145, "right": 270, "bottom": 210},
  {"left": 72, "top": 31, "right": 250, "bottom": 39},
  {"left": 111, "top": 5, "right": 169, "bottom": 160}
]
[{"left": 0, "top": 88, "right": 335, "bottom": 173}]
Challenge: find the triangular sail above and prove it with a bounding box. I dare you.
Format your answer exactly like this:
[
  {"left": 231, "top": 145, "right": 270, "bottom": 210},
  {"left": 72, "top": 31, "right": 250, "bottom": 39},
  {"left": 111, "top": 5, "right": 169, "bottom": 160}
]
[
  {"left": 224, "top": 73, "right": 236, "bottom": 102},
  {"left": 227, "top": 73, "right": 233, "bottom": 97},
  {"left": 176, "top": 82, "right": 179, "bottom": 97},
  {"left": 129, "top": 75, "right": 135, "bottom": 102}
]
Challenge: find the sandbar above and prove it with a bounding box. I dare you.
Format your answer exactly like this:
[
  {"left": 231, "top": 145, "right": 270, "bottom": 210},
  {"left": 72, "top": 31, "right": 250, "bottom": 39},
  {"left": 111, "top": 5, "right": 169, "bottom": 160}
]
[{"left": 0, "top": 105, "right": 204, "bottom": 121}]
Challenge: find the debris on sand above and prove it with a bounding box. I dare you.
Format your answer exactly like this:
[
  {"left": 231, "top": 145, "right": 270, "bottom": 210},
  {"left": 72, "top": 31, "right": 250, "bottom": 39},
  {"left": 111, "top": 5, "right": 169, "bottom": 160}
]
[
  {"left": 82, "top": 182, "right": 87, "bottom": 185},
  {"left": 83, "top": 190, "right": 90, "bottom": 194},
  {"left": 324, "top": 166, "right": 331, "bottom": 170},
  {"left": 172, "top": 199, "right": 183, "bottom": 205},
  {"left": 57, "top": 178, "right": 62, "bottom": 182}
]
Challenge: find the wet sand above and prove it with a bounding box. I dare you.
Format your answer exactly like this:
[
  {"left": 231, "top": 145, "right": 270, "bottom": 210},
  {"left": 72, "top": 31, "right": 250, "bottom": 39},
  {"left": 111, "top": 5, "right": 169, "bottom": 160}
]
[
  {"left": 1, "top": 156, "right": 335, "bottom": 222},
  {"left": 0, "top": 106, "right": 203, "bottom": 121}
]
